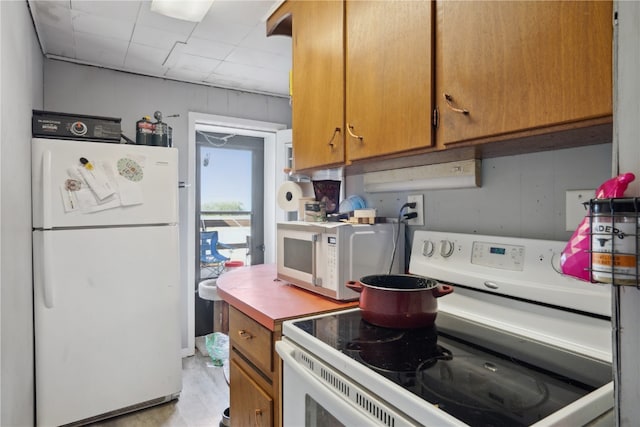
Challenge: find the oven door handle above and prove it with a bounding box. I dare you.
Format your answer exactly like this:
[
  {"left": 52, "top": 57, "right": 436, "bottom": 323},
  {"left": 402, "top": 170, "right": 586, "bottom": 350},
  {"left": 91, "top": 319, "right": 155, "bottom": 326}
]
[
  {"left": 277, "top": 340, "right": 322, "bottom": 382},
  {"left": 276, "top": 340, "right": 420, "bottom": 427},
  {"left": 276, "top": 341, "right": 373, "bottom": 423}
]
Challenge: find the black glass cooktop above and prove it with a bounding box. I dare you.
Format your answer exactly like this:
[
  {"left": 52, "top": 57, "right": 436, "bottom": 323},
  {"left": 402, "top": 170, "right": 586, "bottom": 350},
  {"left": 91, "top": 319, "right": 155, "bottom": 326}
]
[{"left": 292, "top": 309, "right": 612, "bottom": 427}]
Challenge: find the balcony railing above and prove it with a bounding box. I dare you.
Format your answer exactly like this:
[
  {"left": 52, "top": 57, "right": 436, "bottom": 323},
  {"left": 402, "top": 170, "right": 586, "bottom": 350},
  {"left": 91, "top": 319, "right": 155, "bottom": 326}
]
[{"left": 200, "top": 210, "right": 251, "bottom": 265}]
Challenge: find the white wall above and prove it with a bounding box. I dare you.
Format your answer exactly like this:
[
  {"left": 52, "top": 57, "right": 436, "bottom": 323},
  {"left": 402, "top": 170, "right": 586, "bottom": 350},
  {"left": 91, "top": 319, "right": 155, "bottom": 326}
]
[
  {"left": 42, "top": 60, "right": 291, "bottom": 351},
  {"left": 347, "top": 143, "right": 612, "bottom": 242},
  {"left": 0, "top": 1, "right": 44, "bottom": 425}
]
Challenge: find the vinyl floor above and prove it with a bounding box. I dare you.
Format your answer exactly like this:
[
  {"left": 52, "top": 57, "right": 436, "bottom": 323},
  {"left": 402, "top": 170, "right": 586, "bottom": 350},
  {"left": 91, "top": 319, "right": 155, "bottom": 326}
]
[{"left": 89, "top": 346, "right": 230, "bottom": 427}]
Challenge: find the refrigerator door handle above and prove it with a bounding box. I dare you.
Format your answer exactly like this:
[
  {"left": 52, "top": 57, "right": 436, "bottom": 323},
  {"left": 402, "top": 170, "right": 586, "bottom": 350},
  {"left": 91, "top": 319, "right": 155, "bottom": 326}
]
[
  {"left": 42, "top": 149, "right": 53, "bottom": 230},
  {"left": 42, "top": 232, "right": 55, "bottom": 308}
]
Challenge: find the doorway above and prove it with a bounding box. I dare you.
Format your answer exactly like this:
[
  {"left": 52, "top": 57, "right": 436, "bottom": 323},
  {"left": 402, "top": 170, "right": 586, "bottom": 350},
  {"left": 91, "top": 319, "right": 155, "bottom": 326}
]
[
  {"left": 194, "top": 131, "right": 265, "bottom": 336},
  {"left": 197, "top": 132, "right": 265, "bottom": 270},
  {"left": 184, "top": 113, "right": 289, "bottom": 355}
]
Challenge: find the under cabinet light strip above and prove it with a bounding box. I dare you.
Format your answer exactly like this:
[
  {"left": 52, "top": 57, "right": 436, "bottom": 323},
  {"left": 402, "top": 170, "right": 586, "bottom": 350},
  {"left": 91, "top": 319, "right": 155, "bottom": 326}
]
[{"left": 363, "top": 159, "right": 481, "bottom": 193}]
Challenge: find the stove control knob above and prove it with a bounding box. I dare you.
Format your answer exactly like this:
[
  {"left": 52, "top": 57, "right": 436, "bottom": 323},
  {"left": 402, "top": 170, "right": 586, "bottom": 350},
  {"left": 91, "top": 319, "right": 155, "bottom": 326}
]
[
  {"left": 422, "top": 240, "right": 435, "bottom": 257},
  {"left": 439, "top": 240, "right": 454, "bottom": 258}
]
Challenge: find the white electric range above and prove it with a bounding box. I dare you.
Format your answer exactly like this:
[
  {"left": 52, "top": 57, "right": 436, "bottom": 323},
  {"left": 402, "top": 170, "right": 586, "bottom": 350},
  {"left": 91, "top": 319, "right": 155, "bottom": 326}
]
[{"left": 276, "top": 230, "right": 613, "bottom": 426}]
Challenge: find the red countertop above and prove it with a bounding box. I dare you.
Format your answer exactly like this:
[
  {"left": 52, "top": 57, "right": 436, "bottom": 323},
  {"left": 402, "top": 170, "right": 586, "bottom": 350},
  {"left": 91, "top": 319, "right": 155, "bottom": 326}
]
[{"left": 216, "top": 263, "right": 359, "bottom": 331}]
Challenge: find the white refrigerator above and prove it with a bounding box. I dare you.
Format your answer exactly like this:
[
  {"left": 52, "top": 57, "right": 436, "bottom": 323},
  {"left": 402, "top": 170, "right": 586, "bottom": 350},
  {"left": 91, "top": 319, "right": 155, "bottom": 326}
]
[{"left": 31, "top": 138, "right": 182, "bottom": 426}]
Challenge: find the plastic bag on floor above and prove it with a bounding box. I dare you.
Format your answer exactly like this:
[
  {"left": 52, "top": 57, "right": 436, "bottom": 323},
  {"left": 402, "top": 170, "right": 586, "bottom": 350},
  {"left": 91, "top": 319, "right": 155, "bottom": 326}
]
[{"left": 205, "top": 332, "right": 229, "bottom": 367}]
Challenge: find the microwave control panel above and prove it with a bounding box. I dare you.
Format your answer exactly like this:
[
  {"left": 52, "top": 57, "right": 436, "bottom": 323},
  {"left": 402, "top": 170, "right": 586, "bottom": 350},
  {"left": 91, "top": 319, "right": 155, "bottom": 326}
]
[{"left": 324, "top": 235, "right": 338, "bottom": 287}]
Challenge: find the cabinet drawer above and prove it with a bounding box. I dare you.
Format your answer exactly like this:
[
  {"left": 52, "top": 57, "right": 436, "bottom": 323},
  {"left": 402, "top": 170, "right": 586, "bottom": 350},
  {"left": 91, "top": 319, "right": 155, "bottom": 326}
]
[
  {"left": 230, "top": 358, "right": 274, "bottom": 427},
  {"left": 229, "top": 306, "right": 273, "bottom": 375}
]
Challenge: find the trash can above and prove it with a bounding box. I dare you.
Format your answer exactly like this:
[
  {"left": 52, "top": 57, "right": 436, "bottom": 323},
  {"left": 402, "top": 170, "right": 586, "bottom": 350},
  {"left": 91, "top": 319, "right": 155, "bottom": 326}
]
[{"left": 220, "top": 407, "right": 230, "bottom": 427}]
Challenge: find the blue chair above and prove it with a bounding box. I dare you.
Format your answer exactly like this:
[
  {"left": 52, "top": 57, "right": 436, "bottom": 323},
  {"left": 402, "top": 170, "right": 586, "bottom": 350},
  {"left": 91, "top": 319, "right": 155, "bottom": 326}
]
[{"left": 200, "top": 231, "right": 232, "bottom": 278}]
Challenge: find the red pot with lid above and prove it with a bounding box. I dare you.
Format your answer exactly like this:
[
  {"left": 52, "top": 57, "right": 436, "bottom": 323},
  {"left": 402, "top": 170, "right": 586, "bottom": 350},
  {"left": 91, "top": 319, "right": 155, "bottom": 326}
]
[{"left": 346, "top": 274, "right": 454, "bottom": 329}]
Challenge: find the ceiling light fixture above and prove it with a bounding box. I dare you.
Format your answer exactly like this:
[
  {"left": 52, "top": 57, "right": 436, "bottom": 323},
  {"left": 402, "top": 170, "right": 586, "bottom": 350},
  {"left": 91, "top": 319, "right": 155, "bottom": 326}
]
[{"left": 150, "top": 0, "right": 214, "bottom": 23}]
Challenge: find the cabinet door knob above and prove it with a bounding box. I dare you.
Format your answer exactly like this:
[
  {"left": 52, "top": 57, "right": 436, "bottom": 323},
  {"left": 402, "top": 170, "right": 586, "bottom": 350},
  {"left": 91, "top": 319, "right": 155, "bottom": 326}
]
[
  {"left": 443, "top": 93, "right": 470, "bottom": 115},
  {"left": 328, "top": 127, "right": 341, "bottom": 148},
  {"left": 254, "top": 408, "right": 264, "bottom": 426},
  {"left": 346, "top": 123, "right": 364, "bottom": 142},
  {"left": 238, "top": 329, "right": 253, "bottom": 340}
]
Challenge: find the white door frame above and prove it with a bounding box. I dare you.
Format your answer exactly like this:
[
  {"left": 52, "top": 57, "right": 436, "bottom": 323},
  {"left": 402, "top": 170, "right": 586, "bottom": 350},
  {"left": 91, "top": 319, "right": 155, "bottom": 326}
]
[{"left": 184, "top": 112, "right": 288, "bottom": 356}]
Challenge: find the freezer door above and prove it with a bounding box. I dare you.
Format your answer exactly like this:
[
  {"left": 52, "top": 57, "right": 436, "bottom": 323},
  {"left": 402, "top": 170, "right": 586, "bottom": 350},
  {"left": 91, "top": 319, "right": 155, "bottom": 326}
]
[
  {"left": 33, "top": 226, "right": 181, "bottom": 426},
  {"left": 32, "top": 138, "right": 178, "bottom": 228}
]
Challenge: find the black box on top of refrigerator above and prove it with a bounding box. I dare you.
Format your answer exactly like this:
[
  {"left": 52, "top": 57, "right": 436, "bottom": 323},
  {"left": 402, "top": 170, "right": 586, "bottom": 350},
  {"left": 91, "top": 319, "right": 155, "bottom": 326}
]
[{"left": 32, "top": 110, "right": 122, "bottom": 143}]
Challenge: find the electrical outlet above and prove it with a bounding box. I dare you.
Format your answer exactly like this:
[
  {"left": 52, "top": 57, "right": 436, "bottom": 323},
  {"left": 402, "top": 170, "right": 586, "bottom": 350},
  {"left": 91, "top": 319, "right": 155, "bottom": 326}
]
[
  {"left": 565, "top": 189, "right": 594, "bottom": 231},
  {"left": 407, "top": 195, "right": 424, "bottom": 226}
]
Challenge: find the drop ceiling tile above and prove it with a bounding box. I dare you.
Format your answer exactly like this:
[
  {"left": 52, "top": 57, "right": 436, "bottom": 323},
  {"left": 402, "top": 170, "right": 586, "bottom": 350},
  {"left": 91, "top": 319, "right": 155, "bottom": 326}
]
[
  {"left": 132, "top": 25, "right": 187, "bottom": 50},
  {"left": 182, "top": 37, "right": 235, "bottom": 61},
  {"left": 43, "top": 40, "right": 77, "bottom": 59},
  {"left": 203, "top": 75, "right": 245, "bottom": 88},
  {"left": 164, "top": 67, "right": 210, "bottom": 82},
  {"left": 75, "top": 33, "right": 129, "bottom": 66},
  {"left": 212, "top": 61, "right": 286, "bottom": 84},
  {"left": 225, "top": 46, "right": 290, "bottom": 71},
  {"left": 30, "top": 1, "right": 74, "bottom": 30},
  {"left": 173, "top": 53, "right": 222, "bottom": 73},
  {"left": 125, "top": 42, "right": 170, "bottom": 69},
  {"left": 240, "top": 24, "right": 291, "bottom": 56},
  {"left": 208, "top": 1, "right": 276, "bottom": 25},
  {"left": 247, "top": 80, "right": 289, "bottom": 96},
  {"left": 31, "top": 0, "right": 70, "bottom": 8},
  {"left": 36, "top": 21, "right": 76, "bottom": 55},
  {"left": 70, "top": 0, "right": 141, "bottom": 22},
  {"left": 136, "top": 2, "right": 197, "bottom": 36},
  {"left": 72, "top": 12, "right": 135, "bottom": 41},
  {"left": 205, "top": 73, "right": 287, "bottom": 96},
  {"left": 192, "top": 16, "right": 253, "bottom": 45}
]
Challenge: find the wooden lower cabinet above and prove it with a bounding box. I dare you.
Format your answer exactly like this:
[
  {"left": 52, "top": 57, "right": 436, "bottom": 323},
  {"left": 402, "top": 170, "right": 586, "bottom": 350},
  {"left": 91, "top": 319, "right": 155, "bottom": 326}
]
[
  {"left": 228, "top": 306, "right": 282, "bottom": 427},
  {"left": 230, "top": 358, "right": 273, "bottom": 427}
]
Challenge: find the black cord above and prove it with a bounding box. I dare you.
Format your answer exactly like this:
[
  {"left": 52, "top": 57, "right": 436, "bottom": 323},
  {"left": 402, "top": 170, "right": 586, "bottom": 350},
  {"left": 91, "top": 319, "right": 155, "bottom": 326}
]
[
  {"left": 388, "top": 203, "right": 415, "bottom": 274},
  {"left": 404, "top": 220, "right": 412, "bottom": 273}
]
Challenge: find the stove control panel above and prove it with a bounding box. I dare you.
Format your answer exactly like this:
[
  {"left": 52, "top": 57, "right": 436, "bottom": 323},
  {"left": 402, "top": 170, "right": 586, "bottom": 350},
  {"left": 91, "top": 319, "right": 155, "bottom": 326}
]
[
  {"left": 471, "top": 241, "right": 525, "bottom": 271},
  {"left": 409, "top": 230, "right": 611, "bottom": 318}
]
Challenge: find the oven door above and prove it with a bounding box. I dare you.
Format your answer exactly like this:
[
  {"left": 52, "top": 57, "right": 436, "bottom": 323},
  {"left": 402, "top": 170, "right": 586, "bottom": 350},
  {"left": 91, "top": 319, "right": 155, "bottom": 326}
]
[{"left": 276, "top": 339, "right": 420, "bottom": 427}]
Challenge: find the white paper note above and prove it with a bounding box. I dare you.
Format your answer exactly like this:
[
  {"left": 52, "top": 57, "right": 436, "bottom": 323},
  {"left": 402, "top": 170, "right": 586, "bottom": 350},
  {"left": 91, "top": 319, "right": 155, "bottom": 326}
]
[
  {"left": 117, "top": 176, "right": 144, "bottom": 206},
  {"left": 78, "top": 165, "right": 115, "bottom": 201}
]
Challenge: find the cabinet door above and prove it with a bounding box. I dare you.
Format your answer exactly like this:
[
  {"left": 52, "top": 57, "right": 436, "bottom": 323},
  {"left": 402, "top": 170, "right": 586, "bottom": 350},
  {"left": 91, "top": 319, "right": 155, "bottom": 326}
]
[
  {"left": 346, "top": 1, "right": 434, "bottom": 161},
  {"left": 291, "top": 1, "right": 345, "bottom": 171},
  {"left": 436, "top": 1, "right": 612, "bottom": 146},
  {"left": 230, "top": 358, "right": 274, "bottom": 427}
]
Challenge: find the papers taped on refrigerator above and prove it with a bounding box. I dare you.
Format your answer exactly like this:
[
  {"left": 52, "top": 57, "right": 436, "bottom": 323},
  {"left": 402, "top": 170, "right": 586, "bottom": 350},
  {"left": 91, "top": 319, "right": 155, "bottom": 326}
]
[{"left": 60, "top": 157, "right": 145, "bottom": 213}]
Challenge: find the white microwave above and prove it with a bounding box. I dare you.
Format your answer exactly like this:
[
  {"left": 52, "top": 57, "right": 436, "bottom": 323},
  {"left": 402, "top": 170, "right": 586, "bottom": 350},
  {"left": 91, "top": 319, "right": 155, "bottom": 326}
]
[{"left": 276, "top": 221, "right": 403, "bottom": 301}]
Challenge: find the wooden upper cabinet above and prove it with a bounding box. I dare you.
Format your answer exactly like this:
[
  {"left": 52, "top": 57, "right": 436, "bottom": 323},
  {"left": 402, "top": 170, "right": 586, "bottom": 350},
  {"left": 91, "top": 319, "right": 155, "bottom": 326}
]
[
  {"left": 346, "top": 1, "right": 434, "bottom": 162},
  {"left": 293, "top": 1, "right": 345, "bottom": 170},
  {"left": 270, "top": 1, "right": 345, "bottom": 171},
  {"left": 436, "top": 1, "right": 613, "bottom": 147},
  {"left": 268, "top": 0, "right": 434, "bottom": 171}
]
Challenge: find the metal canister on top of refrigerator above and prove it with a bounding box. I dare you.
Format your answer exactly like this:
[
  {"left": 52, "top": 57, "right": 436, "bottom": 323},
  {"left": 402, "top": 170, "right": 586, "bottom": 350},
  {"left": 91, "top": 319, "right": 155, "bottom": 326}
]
[
  {"left": 136, "top": 116, "right": 154, "bottom": 145},
  {"left": 152, "top": 111, "right": 169, "bottom": 147}
]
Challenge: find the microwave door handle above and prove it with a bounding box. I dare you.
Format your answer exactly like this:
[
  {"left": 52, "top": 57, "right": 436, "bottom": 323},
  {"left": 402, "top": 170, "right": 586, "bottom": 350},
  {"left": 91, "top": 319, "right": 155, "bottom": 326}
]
[{"left": 311, "top": 233, "right": 319, "bottom": 285}]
